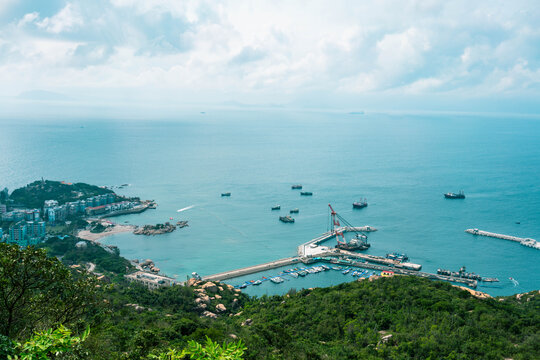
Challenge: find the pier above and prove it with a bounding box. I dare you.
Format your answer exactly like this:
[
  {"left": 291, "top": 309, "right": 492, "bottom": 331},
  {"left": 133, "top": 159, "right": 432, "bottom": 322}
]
[
  {"left": 202, "top": 257, "right": 301, "bottom": 282},
  {"left": 200, "top": 223, "right": 477, "bottom": 289},
  {"left": 466, "top": 229, "right": 540, "bottom": 250}
]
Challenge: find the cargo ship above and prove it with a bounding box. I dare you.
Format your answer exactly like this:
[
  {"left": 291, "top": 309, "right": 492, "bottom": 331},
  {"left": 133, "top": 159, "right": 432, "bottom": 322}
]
[{"left": 444, "top": 190, "right": 465, "bottom": 199}]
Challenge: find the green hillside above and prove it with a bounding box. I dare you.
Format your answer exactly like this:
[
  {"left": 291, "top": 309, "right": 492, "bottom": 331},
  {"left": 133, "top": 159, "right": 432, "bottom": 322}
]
[{"left": 9, "top": 180, "right": 114, "bottom": 208}]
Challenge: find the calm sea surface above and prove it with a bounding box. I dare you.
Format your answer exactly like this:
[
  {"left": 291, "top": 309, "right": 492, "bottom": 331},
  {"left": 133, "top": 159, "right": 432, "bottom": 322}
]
[{"left": 1, "top": 110, "right": 539, "bottom": 296}]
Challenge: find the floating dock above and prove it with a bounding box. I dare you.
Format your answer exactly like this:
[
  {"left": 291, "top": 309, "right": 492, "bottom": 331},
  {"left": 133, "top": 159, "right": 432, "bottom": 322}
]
[{"left": 466, "top": 229, "right": 540, "bottom": 250}]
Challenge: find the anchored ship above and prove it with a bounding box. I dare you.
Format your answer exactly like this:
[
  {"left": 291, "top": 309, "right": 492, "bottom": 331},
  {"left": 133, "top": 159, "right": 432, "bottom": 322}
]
[
  {"left": 279, "top": 215, "right": 295, "bottom": 223},
  {"left": 291, "top": 184, "right": 303, "bottom": 190},
  {"left": 353, "top": 198, "right": 368, "bottom": 209}
]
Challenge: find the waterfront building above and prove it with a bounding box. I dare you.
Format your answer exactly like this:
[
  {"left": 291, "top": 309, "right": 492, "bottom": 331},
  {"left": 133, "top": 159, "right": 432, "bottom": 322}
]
[
  {"left": 27, "top": 221, "right": 46, "bottom": 238},
  {"left": 125, "top": 271, "right": 175, "bottom": 290},
  {"left": 46, "top": 208, "right": 56, "bottom": 223},
  {"left": 44, "top": 200, "right": 59, "bottom": 209},
  {"left": 107, "top": 193, "right": 115, "bottom": 204},
  {"left": 0, "top": 204, "right": 6, "bottom": 214},
  {"left": 2, "top": 210, "right": 25, "bottom": 222},
  {"left": 24, "top": 209, "right": 40, "bottom": 221},
  {"left": 0, "top": 228, "right": 3, "bottom": 239},
  {"left": 9, "top": 222, "right": 27, "bottom": 245}
]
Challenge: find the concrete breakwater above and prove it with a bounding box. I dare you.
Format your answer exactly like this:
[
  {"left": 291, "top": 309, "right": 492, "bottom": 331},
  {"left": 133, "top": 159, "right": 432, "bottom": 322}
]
[
  {"left": 466, "top": 229, "right": 540, "bottom": 250},
  {"left": 203, "top": 257, "right": 301, "bottom": 282}
]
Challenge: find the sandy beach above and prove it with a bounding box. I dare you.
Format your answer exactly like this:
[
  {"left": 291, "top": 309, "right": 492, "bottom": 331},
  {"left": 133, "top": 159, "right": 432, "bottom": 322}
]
[{"left": 77, "top": 224, "right": 136, "bottom": 242}]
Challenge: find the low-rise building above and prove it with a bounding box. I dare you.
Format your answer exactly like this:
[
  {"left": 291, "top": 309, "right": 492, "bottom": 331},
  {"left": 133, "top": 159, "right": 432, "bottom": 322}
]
[{"left": 125, "top": 271, "right": 175, "bottom": 290}]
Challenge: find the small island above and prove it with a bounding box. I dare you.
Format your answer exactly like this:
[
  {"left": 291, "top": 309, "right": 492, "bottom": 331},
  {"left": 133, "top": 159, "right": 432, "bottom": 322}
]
[{"left": 133, "top": 222, "right": 177, "bottom": 236}]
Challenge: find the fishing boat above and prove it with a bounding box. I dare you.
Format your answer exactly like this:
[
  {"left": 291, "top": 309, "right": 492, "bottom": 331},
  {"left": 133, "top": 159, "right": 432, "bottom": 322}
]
[
  {"left": 253, "top": 280, "right": 262, "bottom": 285},
  {"left": 331, "top": 266, "right": 342, "bottom": 271},
  {"left": 291, "top": 184, "right": 303, "bottom": 189},
  {"left": 271, "top": 205, "right": 281, "bottom": 210},
  {"left": 342, "top": 269, "right": 350, "bottom": 275},
  {"left": 270, "top": 277, "right": 284, "bottom": 284},
  {"left": 221, "top": 192, "right": 231, "bottom": 197},
  {"left": 321, "top": 265, "right": 330, "bottom": 271},
  {"left": 353, "top": 198, "right": 368, "bottom": 209},
  {"left": 289, "top": 272, "right": 299, "bottom": 278},
  {"left": 290, "top": 208, "right": 299, "bottom": 213},
  {"left": 386, "top": 252, "right": 408, "bottom": 262},
  {"left": 279, "top": 215, "right": 295, "bottom": 223},
  {"left": 300, "top": 191, "right": 313, "bottom": 196},
  {"left": 444, "top": 190, "right": 465, "bottom": 199},
  {"left": 298, "top": 271, "right": 307, "bottom": 277}
]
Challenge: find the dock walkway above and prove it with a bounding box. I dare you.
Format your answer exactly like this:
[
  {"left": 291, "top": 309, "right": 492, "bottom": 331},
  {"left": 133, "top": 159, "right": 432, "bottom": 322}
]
[{"left": 466, "top": 229, "right": 539, "bottom": 250}]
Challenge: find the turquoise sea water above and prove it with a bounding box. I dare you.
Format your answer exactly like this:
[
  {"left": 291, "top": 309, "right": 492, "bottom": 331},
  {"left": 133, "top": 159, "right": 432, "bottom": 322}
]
[{"left": 1, "top": 110, "right": 539, "bottom": 297}]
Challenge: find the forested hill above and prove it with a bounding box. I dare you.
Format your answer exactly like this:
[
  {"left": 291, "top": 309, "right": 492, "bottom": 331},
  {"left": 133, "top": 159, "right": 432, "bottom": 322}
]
[
  {"left": 1, "top": 239, "right": 538, "bottom": 359},
  {"left": 231, "top": 277, "right": 539, "bottom": 359},
  {"left": 9, "top": 180, "right": 113, "bottom": 208}
]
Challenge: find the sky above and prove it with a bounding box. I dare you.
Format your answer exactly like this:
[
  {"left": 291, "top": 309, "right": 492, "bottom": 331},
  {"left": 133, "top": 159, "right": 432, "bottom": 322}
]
[{"left": 0, "top": 0, "right": 539, "bottom": 118}]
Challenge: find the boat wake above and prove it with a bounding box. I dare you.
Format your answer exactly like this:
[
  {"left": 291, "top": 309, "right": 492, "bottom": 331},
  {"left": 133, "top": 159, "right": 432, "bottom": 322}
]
[
  {"left": 509, "top": 277, "right": 519, "bottom": 286},
  {"left": 177, "top": 205, "right": 195, "bottom": 212}
]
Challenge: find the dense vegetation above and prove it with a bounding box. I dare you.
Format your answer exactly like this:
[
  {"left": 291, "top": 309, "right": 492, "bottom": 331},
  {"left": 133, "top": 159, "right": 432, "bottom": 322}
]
[
  {"left": 9, "top": 180, "right": 114, "bottom": 208},
  {"left": 37, "top": 236, "right": 133, "bottom": 275},
  {"left": 1, "top": 240, "right": 538, "bottom": 359}
]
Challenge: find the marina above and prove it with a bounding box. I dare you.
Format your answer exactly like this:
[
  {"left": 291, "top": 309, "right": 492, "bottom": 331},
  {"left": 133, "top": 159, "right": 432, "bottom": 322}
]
[
  {"left": 202, "top": 205, "right": 478, "bottom": 289},
  {"left": 465, "top": 229, "right": 540, "bottom": 250}
]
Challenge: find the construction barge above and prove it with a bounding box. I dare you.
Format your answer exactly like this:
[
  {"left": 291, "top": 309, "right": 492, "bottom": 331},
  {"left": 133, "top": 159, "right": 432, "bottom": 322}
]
[{"left": 466, "top": 228, "right": 540, "bottom": 250}]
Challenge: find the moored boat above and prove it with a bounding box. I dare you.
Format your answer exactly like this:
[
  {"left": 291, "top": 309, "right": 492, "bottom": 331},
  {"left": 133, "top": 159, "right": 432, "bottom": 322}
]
[
  {"left": 253, "top": 280, "right": 262, "bottom": 285},
  {"left": 279, "top": 215, "right": 295, "bottom": 223},
  {"left": 290, "top": 208, "right": 299, "bottom": 213},
  {"left": 271, "top": 205, "right": 281, "bottom": 210},
  {"left": 291, "top": 184, "right": 303, "bottom": 189},
  {"left": 221, "top": 192, "right": 231, "bottom": 197},
  {"left": 300, "top": 191, "right": 313, "bottom": 196}
]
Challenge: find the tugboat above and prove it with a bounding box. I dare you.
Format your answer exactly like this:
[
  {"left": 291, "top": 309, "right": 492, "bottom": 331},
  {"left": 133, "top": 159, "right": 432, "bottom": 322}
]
[
  {"left": 279, "top": 215, "right": 295, "bottom": 223},
  {"left": 271, "top": 205, "right": 281, "bottom": 210},
  {"left": 300, "top": 191, "right": 313, "bottom": 196},
  {"left": 291, "top": 184, "right": 303, "bottom": 190},
  {"left": 328, "top": 204, "right": 370, "bottom": 251},
  {"left": 221, "top": 192, "right": 231, "bottom": 197},
  {"left": 444, "top": 190, "right": 465, "bottom": 199},
  {"left": 290, "top": 208, "right": 299, "bottom": 214},
  {"left": 353, "top": 198, "right": 368, "bottom": 209}
]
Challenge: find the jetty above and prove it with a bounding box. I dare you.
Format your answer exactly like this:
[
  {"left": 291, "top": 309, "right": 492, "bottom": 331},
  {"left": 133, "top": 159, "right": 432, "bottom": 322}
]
[{"left": 466, "top": 229, "right": 540, "bottom": 250}]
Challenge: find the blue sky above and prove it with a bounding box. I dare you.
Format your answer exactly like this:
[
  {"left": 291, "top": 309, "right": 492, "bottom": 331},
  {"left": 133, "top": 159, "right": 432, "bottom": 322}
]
[{"left": 0, "top": 0, "right": 539, "bottom": 117}]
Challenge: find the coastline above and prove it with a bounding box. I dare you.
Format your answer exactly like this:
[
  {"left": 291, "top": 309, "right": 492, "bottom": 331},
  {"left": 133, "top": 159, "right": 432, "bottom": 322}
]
[{"left": 77, "top": 224, "right": 136, "bottom": 242}]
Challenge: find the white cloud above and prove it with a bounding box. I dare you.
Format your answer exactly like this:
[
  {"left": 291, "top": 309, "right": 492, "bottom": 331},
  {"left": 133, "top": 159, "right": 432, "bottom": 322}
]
[
  {"left": 37, "top": 3, "right": 83, "bottom": 34},
  {"left": 0, "top": 0, "right": 539, "bottom": 112}
]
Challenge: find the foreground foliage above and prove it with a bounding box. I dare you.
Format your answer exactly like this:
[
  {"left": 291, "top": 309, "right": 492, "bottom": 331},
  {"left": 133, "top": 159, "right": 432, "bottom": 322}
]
[{"left": 1, "top": 241, "right": 538, "bottom": 359}]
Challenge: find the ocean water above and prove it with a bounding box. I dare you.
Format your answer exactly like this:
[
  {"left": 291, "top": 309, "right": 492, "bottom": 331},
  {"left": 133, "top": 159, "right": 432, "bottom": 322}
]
[{"left": 1, "top": 110, "right": 539, "bottom": 297}]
